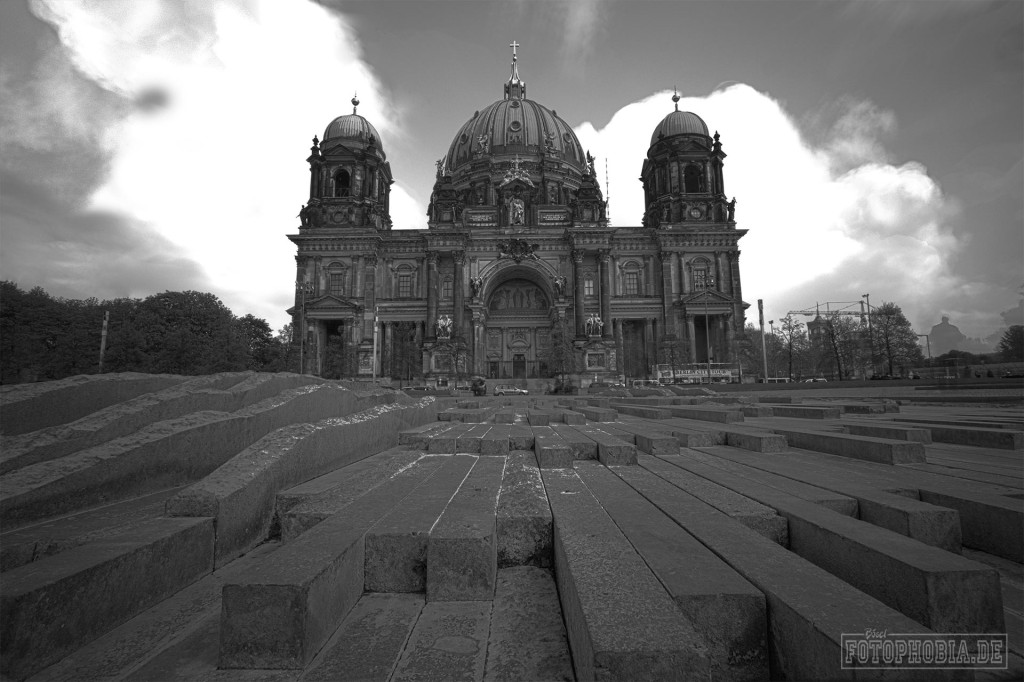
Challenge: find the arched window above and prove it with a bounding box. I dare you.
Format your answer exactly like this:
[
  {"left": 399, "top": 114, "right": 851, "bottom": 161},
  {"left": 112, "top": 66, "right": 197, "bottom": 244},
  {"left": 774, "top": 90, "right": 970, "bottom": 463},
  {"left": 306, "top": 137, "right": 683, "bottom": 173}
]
[
  {"left": 584, "top": 274, "right": 595, "bottom": 297},
  {"left": 684, "top": 164, "right": 702, "bottom": 194},
  {"left": 327, "top": 262, "right": 346, "bottom": 296},
  {"left": 621, "top": 260, "right": 642, "bottom": 296},
  {"left": 442, "top": 277, "right": 453, "bottom": 300},
  {"left": 691, "top": 258, "right": 713, "bottom": 290},
  {"left": 334, "top": 169, "right": 351, "bottom": 197}
]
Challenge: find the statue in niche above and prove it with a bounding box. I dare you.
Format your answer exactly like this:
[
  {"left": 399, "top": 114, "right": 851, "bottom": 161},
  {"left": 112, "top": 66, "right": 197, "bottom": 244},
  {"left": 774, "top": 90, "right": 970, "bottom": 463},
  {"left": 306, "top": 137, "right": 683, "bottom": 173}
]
[
  {"left": 547, "top": 183, "right": 558, "bottom": 204},
  {"left": 436, "top": 315, "right": 453, "bottom": 340},
  {"left": 727, "top": 197, "right": 736, "bottom": 221},
  {"left": 353, "top": 167, "right": 364, "bottom": 197},
  {"left": 470, "top": 276, "right": 483, "bottom": 299},
  {"left": 510, "top": 197, "right": 525, "bottom": 225},
  {"left": 586, "top": 314, "right": 604, "bottom": 336},
  {"left": 476, "top": 131, "right": 490, "bottom": 156},
  {"left": 553, "top": 275, "right": 566, "bottom": 298},
  {"left": 474, "top": 183, "right": 486, "bottom": 205}
]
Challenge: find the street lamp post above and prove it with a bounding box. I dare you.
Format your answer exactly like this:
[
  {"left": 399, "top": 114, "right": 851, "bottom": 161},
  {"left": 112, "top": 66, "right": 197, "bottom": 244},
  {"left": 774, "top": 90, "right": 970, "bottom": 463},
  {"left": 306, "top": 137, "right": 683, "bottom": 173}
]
[
  {"left": 768, "top": 320, "right": 775, "bottom": 378},
  {"left": 295, "top": 280, "right": 314, "bottom": 374},
  {"left": 862, "top": 293, "right": 874, "bottom": 376},
  {"left": 702, "top": 275, "right": 716, "bottom": 385}
]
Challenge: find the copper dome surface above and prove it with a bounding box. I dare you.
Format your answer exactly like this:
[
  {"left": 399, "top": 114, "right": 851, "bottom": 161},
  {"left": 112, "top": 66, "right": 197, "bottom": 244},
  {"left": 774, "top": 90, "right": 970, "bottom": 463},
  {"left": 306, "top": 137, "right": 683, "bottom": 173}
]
[
  {"left": 444, "top": 97, "right": 586, "bottom": 173},
  {"left": 651, "top": 110, "right": 710, "bottom": 146},
  {"left": 323, "top": 113, "right": 382, "bottom": 150}
]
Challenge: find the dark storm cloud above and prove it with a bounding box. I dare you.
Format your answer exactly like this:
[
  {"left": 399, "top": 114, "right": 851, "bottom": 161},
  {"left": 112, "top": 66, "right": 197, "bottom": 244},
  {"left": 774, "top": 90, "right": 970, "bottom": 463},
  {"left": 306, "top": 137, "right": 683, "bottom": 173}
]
[{"left": 0, "top": 170, "right": 212, "bottom": 301}]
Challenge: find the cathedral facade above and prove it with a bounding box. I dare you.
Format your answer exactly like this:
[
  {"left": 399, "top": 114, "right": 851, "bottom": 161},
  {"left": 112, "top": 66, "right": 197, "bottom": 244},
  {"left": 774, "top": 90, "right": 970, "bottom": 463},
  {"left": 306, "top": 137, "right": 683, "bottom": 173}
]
[{"left": 288, "top": 47, "right": 748, "bottom": 385}]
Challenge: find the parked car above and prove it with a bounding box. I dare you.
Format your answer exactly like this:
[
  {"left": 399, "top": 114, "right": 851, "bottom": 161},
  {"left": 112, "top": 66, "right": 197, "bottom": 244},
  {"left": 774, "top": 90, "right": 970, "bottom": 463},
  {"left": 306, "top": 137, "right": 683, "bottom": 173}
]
[
  {"left": 405, "top": 385, "right": 433, "bottom": 392},
  {"left": 802, "top": 377, "right": 827, "bottom": 383},
  {"left": 493, "top": 384, "right": 528, "bottom": 396}
]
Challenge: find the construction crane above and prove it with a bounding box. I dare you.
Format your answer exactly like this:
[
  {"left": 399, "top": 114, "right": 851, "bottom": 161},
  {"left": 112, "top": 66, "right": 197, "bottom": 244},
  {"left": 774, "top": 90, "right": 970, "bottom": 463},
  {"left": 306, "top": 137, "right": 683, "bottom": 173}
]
[{"left": 786, "top": 301, "right": 867, "bottom": 321}]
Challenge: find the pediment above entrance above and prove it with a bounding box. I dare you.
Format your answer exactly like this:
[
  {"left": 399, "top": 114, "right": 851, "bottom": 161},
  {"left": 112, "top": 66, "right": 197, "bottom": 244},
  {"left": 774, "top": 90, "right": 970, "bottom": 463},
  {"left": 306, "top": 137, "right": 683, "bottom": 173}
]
[
  {"left": 682, "top": 289, "right": 735, "bottom": 306},
  {"left": 304, "top": 295, "right": 363, "bottom": 317}
]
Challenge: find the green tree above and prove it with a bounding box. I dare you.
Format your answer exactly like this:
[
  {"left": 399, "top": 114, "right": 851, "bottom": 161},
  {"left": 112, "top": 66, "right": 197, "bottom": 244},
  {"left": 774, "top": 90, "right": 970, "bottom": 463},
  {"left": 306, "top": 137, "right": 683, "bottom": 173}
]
[
  {"left": 870, "top": 302, "right": 925, "bottom": 376},
  {"left": 998, "top": 325, "right": 1024, "bottom": 362},
  {"left": 822, "top": 313, "right": 864, "bottom": 380},
  {"left": 657, "top": 333, "right": 689, "bottom": 380},
  {"left": 546, "top": 319, "right": 580, "bottom": 389},
  {"left": 778, "top": 315, "right": 809, "bottom": 379}
]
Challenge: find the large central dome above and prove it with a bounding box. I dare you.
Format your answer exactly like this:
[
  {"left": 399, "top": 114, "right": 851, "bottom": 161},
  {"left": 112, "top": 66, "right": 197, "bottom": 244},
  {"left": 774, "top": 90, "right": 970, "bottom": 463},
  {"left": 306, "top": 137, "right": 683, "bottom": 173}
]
[
  {"left": 444, "top": 97, "right": 586, "bottom": 173},
  {"left": 443, "top": 47, "right": 586, "bottom": 176}
]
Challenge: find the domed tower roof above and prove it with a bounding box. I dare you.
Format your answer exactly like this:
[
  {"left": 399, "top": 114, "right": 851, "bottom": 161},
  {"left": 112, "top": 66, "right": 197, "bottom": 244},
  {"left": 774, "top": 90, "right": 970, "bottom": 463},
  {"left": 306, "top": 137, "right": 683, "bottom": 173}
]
[
  {"left": 442, "top": 42, "right": 586, "bottom": 176},
  {"left": 322, "top": 94, "right": 385, "bottom": 158},
  {"left": 650, "top": 89, "right": 709, "bottom": 145}
]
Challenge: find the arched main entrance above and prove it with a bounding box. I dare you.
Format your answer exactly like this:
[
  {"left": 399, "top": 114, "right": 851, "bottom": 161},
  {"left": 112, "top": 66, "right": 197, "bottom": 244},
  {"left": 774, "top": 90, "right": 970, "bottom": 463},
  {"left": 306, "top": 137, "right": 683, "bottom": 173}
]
[{"left": 475, "top": 262, "right": 561, "bottom": 380}]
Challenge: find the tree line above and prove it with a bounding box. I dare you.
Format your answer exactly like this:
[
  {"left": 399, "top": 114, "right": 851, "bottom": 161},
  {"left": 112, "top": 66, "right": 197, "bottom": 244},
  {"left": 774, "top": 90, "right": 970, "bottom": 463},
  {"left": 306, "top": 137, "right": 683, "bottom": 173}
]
[{"left": 0, "top": 281, "right": 296, "bottom": 384}]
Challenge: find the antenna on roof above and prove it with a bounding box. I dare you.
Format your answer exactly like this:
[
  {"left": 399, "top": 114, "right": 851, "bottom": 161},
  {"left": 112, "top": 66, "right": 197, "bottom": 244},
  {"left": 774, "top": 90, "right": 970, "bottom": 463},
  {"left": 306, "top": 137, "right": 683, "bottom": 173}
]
[{"left": 605, "top": 158, "right": 611, "bottom": 223}]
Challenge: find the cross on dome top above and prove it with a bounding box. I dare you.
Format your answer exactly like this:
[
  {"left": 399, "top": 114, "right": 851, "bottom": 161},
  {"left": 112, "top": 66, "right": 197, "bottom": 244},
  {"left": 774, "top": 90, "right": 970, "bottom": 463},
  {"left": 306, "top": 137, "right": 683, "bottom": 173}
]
[{"left": 504, "top": 39, "right": 526, "bottom": 99}]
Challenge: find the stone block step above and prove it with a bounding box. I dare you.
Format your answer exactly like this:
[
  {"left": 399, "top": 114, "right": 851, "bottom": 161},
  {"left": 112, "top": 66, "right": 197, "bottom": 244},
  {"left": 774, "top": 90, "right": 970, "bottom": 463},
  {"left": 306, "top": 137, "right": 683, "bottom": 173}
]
[
  {"left": 427, "top": 455, "right": 505, "bottom": 601},
  {"left": 574, "top": 424, "right": 637, "bottom": 465},
  {"left": 439, "top": 406, "right": 496, "bottom": 423},
  {"left": 602, "top": 421, "right": 679, "bottom": 455},
  {"left": 279, "top": 451, "right": 438, "bottom": 542},
  {"left": 496, "top": 451, "right": 552, "bottom": 569},
  {"left": 1, "top": 516, "right": 213, "bottom": 680},
  {"left": 302, "top": 593, "right": 424, "bottom": 682},
  {"left": 0, "top": 384, "right": 402, "bottom": 528},
  {"left": 364, "top": 454, "right": 477, "bottom": 593},
  {"left": 219, "top": 459, "right": 443, "bottom": 669},
  {"left": 670, "top": 449, "right": 859, "bottom": 515},
  {"left": 0, "top": 484, "right": 183, "bottom": 573},
  {"left": 556, "top": 408, "right": 587, "bottom": 424},
  {"left": 611, "top": 464, "right": 967, "bottom": 681},
  {"left": 903, "top": 422, "right": 1024, "bottom": 450},
  {"left": 509, "top": 424, "right": 535, "bottom": 450},
  {"left": 663, "top": 404, "right": 744, "bottom": 423},
  {"left": 398, "top": 421, "right": 455, "bottom": 448},
  {"left": 483, "top": 567, "right": 575, "bottom": 682},
  {"left": 526, "top": 409, "right": 553, "bottom": 425},
  {"left": 694, "top": 447, "right": 963, "bottom": 551},
  {"left": 637, "top": 454, "right": 788, "bottom": 545},
  {"left": 480, "top": 424, "right": 510, "bottom": 455},
  {"left": 770, "top": 405, "right": 842, "bottom": 419},
  {"left": 548, "top": 424, "right": 598, "bottom": 459},
  {"left": 574, "top": 461, "right": 769, "bottom": 681},
  {"left": 0, "top": 373, "right": 190, "bottom": 436},
  {"left": 665, "top": 452, "right": 1005, "bottom": 633},
  {"left": 391, "top": 601, "right": 492, "bottom": 681},
  {"left": 532, "top": 426, "right": 574, "bottom": 469},
  {"left": 576, "top": 405, "right": 618, "bottom": 422},
  {"left": 456, "top": 424, "right": 496, "bottom": 453},
  {"left": 824, "top": 401, "right": 889, "bottom": 414},
  {"left": 842, "top": 420, "right": 932, "bottom": 443},
  {"left": 167, "top": 402, "right": 435, "bottom": 566},
  {"left": 541, "top": 467, "right": 712, "bottom": 680},
  {"left": 772, "top": 427, "right": 926, "bottom": 464},
  {"left": 775, "top": 447, "right": 1024, "bottom": 562},
  {"left": 428, "top": 422, "right": 474, "bottom": 453},
  {"left": 610, "top": 403, "right": 672, "bottom": 419},
  {"left": 741, "top": 405, "right": 774, "bottom": 417},
  {"left": 634, "top": 417, "right": 720, "bottom": 447}
]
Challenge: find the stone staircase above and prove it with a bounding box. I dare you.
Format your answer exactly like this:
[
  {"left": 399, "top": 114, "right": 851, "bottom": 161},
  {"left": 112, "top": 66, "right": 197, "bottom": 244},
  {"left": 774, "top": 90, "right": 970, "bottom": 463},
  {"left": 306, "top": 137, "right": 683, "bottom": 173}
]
[{"left": 2, "top": 378, "right": 1022, "bottom": 681}]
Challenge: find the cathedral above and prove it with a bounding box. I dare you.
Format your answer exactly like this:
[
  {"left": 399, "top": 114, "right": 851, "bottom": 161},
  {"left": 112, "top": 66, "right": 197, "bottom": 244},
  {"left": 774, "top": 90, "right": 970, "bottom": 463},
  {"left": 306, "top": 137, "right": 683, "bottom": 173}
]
[{"left": 288, "top": 45, "right": 748, "bottom": 386}]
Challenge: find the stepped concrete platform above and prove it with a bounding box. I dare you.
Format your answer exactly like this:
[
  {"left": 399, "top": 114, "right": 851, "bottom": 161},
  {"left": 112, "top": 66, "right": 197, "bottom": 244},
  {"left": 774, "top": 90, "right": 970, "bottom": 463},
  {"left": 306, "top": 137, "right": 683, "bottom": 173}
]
[{"left": 5, "top": 375, "right": 1022, "bottom": 681}]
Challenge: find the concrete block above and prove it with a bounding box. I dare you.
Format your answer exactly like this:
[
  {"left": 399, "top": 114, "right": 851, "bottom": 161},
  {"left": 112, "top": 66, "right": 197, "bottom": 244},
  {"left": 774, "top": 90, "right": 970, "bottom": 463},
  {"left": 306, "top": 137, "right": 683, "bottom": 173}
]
[
  {"left": 0, "top": 373, "right": 189, "bottom": 436},
  {"left": 480, "top": 425, "right": 510, "bottom": 456},
  {"left": 303, "top": 594, "right": 424, "bottom": 682},
  {"left": 497, "top": 451, "right": 552, "bottom": 568},
  {"left": 398, "top": 421, "right": 452, "bottom": 447},
  {"left": 427, "top": 455, "right": 504, "bottom": 601},
  {"left": 770, "top": 405, "right": 841, "bottom": 419},
  {"left": 364, "top": 455, "right": 477, "bottom": 592},
  {"left": 701, "top": 447, "right": 962, "bottom": 551},
  {"left": 924, "top": 424, "right": 1023, "bottom": 450},
  {"left": 575, "top": 425, "right": 637, "bottom": 465},
  {"left": 577, "top": 406, "right": 618, "bottom": 422},
  {"left": 611, "top": 404, "right": 672, "bottom": 419},
  {"left": 527, "top": 410, "right": 552, "bottom": 426},
  {"left": 575, "top": 462, "right": 769, "bottom": 681},
  {"left": 493, "top": 410, "right": 516, "bottom": 424},
  {"left": 602, "top": 421, "right": 678, "bottom": 455},
  {"left": 639, "top": 454, "right": 788, "bottom": 545},
  {"left": 664, "top": 405, "right": 744, "bottom": 423},
  {"left": 456, "top": 424, "right": 493, "bottom": 453},
  {"left": 742, "top": 405, "right": 774, "bottom": 417},
  {"left": 549, "top": 424, "right": 598, "bottom": 459},
  {"left": 483, "top": 567, "right": 574, "bottom": 682},
  {"left": 559, "top": 409, "right": 587, "bottom": 424},
  {"left": 1, "top": 517, "right": 213, "bottom": 680},
  {"left": 541, "top": 467, "right": 711, "bottom": 681},
  {"left": 919, "top": 489, "right": 1023, "bottom": 563},
  {"left": 665, "top": 455, "right": 1005, "bottom": 633},
  {"left": 611, "top": 465, "right": 967, "bottom": 682},
  {"left": 428, "top": 423, "right": 472, "bottom": 453},
  {"left": 391, "top": 601, "right": 491, "bottom": 682},
  {"left": 219, "top": 461, "right": 438, "bottom": 669},
  {"left": 509, "top": 425, "right": 535, "bottom": 450},
  {"left": 773, "top": 428, "right": 926, "bottom": 465},
  {"left": 169, "top": 402, "right": 436, "bottom": 565},
  {"left": 533, "top": 426, "right": 575, "bottom": 469},
  {"left": 843, "top": 421, "right": 932, "bottom": 443}
]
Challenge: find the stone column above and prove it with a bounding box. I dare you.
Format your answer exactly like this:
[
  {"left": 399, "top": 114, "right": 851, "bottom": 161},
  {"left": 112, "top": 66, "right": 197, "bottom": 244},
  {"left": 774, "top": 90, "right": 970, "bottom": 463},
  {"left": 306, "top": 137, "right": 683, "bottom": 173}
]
[
  {"left": 314, "top": 256, "right": 324, "bottom": 295},
  {"left": 658, "top": 251, "right": 671, "bottom": 328},
  {"left": 614, "top": 319, "right": 625, "bottom": 377},
  {"left": 645, "top": 318, "right": 655, "bottom": 373},
  {"left": 681, "top": 257, "right": 690, "bottom": 295},
  {"left": 724, "top": 314, "right": 735, "bottom": 363},
  {"left": 731, "top": 250, "right": 743, "bottom": 303},
  {"left": 572, "top": 249, "right": 586, "bottom": 337},
  {"left": 383, "top": 321, "right": 393, "bottom": 375},
  {"left": 453, "top": 251, "right": 465, "bottom": 338},
  {"left": 686, "top": 317, "right": 697, "bottom": 362},
  {"left": 473, "top": 317, "right": 484, "bottom": 374},
  {"left": 713, "top": 251, "right": 723, "bottom": 292},
  {"left": 363, "top": 255, "right": 377, "bottom": 340},
  {"left": 353, "top": 255, "right": 363, "bottom": 298},
  {"left": 599, "top": 250, "right": 612, "bottom": 339},
  {"left": 718, "top": 252, "right": 731, "bottom": 296},
  {"left": 426, "top": 251, "right": 439, "bottom": 338}
]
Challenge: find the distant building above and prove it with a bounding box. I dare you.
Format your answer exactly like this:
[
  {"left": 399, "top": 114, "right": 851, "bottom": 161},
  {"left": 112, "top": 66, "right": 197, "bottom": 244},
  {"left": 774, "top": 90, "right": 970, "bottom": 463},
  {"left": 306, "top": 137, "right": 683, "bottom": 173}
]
[
  {"left": 287, "top": 45, "right": 748, "bottom": 382},
  {"left": 929, "top": 316, "right": 967, "bottom": 356}
]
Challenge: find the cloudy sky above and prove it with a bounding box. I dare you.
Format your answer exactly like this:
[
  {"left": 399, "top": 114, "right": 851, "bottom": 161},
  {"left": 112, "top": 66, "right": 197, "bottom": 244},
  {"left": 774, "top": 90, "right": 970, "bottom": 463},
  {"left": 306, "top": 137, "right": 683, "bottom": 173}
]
[{"left": 1, "top": 0, "right": 1021, "bottom": 346}]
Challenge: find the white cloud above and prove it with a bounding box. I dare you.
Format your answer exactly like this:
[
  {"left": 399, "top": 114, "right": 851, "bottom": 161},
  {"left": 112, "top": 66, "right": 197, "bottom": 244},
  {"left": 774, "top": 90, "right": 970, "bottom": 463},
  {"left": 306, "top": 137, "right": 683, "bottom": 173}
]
[
  {"left": 30, "top": 0, "right": 396, "bottom": 329},
  {"left": 574, "top": 84, "right": 987, "bottom": 339}
]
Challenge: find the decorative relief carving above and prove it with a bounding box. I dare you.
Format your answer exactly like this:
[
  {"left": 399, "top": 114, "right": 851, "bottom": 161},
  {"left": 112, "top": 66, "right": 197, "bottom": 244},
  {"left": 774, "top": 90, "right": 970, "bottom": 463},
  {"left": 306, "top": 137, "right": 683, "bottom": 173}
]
[{"left": 489, "top": 280, "right": 548, "bottom": 311}]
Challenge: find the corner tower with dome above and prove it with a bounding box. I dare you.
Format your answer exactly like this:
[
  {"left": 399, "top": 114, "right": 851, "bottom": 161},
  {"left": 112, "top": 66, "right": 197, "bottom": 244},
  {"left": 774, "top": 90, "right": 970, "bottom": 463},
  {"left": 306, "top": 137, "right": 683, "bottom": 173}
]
[{"left": 287, "top": 46, "right": 748, "bottom": 386}]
